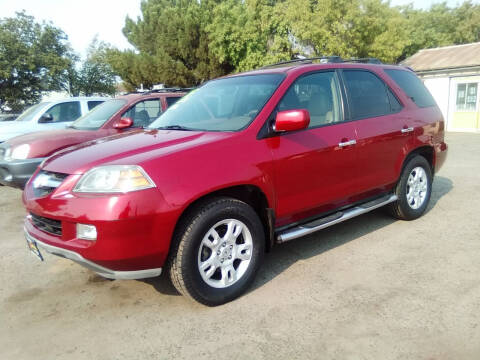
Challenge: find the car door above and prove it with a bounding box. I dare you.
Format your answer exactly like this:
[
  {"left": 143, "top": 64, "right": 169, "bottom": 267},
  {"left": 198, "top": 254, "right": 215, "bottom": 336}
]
[
  {"left": 267, "top": 70, "right": 359, "bottom": 226},
  {"left": 341, "top": 69, "right": 411, "bottom": 195},
  {"left": 38, "top": 101, "right": 82, "bottom": 130}
]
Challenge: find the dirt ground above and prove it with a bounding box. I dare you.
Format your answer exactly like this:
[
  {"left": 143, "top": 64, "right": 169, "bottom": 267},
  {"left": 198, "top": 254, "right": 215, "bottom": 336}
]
[{"left": 1, "top": 132, "right": 479, "bottom": 360}]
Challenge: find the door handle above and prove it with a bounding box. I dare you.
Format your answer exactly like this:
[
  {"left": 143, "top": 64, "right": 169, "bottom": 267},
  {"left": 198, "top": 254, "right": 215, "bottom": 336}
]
[
  {"left": 401, "top": 127, "right": 414, "bottom": 133},
  {"left": 338, "top": 139, "right": 356, "bottom": 147}
]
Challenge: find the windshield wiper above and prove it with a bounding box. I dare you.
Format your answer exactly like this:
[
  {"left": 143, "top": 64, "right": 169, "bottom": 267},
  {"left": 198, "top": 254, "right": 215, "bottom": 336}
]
[{"left": 156, "top": 125, "right": 194, "bottom": 131}]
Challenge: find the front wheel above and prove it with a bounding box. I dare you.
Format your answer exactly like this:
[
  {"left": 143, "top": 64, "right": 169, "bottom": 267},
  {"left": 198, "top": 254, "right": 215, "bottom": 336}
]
[
  {"left": 388, "top": 155, "right": 433, "bottom": 220},
  {"left": 168, "top": 197, "right": 265, "bottom": 306}
]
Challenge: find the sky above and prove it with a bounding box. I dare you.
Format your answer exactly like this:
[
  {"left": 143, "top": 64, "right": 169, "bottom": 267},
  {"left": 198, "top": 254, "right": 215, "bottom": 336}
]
[
  {"left": 0, "top": 0, "right": 142, "bottom": 58},
  {"left": 0, "top": 0, "right": 476, "bottom": 58}
]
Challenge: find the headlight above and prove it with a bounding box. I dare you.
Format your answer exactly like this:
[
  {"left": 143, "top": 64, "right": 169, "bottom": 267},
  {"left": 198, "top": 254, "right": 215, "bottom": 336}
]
[
  {"left": 73, "top": 165, "right": 155, "bottom": 193},
  {"left": 8, "top": 144, "right": 30, "bottom": 160}
]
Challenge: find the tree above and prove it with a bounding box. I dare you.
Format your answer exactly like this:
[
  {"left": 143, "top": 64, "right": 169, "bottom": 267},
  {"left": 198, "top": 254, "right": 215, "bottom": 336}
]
[
  {"left": 107, "top": 0, "right": 480, "bottom": 88},
  {"left": 107, "top": 0, "right": 231, "bottom": 89},
  {"left": 66, "top": 38, "right": 117, "bottom": 96},
  {"left": 0, "top": 12, "right": 72, "bottom": 112},
  {"left": 275, "top": 0, "right": 410, "bottom": 63},
  {"left": 207, "top": 0, "right": 293, "bottom": 72}
]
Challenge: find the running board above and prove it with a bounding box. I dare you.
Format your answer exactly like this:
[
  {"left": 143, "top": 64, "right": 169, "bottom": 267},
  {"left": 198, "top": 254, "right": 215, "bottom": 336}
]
[{"left": 276, "top": 194, "right": 398, "bottom": 244}]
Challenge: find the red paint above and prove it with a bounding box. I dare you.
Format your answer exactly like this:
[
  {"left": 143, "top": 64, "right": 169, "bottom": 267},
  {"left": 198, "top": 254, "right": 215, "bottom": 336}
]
[
  {"left": 113, "top": 117, "right": 133, "bottom": 129},
  {"left": 23, "top": 63, "right": 448, "bottom": 272},
  {"left": 275, "top": 109, "right": 310, "bottom": 132}
]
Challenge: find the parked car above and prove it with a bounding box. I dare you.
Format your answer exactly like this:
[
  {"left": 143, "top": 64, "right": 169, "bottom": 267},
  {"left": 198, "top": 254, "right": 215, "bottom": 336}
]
[
  {"left": 22, "top": 58, "right": 448, "bottom": 306},
  {"left": 0, "top": 114, "right": 19, "bottom": 122},
  {"left": 0, "top": 97, "right": 108, "bottom": 143},
  {"left": 0, "top": 90, "right": 186, "bottom": 189}
]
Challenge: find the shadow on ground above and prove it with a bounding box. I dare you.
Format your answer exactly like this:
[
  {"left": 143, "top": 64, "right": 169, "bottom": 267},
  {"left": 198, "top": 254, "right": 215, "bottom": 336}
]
[{"left": 144, "top": 176, "right": 453, "bottom": 297}]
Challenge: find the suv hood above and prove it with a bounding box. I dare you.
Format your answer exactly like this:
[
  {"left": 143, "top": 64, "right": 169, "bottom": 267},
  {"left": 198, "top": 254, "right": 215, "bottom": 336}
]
[
  {"left": 0, "top": 121, "right": 33, "bottom": 142},
  {"left": 7, "top": 128, "right": 118, "bottom": 158},
  {"left": 42, "top": 129, "right": 232, "bottom": 175}
]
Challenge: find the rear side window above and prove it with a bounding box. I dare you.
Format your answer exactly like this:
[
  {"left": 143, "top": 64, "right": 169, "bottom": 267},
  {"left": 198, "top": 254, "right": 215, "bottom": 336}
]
[
  {"left": 343, "top": 70, "right": 397, "bottom": 119},
  {"left": 87, "top": 101, "right": 104, "bottom": 110},
  {"left": 278, "top": 71, "right": 342, "bottom": 128},
  {"left": 166, "top": 96, "right": 181, "bottom": 107},
  {"left": 384, "top": 69, "right": 436, "bottom": 108}
]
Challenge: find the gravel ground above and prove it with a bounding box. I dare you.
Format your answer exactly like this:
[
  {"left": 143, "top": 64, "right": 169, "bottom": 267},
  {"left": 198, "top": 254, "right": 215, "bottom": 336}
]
[{"left": 1, "top": 132, "right": 479, "bottom": 360}]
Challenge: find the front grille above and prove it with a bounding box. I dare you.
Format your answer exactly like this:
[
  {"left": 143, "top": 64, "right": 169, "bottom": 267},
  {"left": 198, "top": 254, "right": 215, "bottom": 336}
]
[
  {"left": 30, "top": 213, "right": 62, "bottom": 236},
  {"left": 32, "top": 171, "right": 68, "bottom": 197}
]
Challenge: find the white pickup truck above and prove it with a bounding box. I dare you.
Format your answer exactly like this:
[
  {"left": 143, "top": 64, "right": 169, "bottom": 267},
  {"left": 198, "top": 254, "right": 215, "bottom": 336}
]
[{"left": 0, "top": 97, "right": 108, "bottom": 143}]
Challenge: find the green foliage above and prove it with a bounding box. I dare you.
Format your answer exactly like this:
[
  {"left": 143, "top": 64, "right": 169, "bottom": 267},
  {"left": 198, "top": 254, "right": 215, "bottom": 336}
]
[
  {"left": 107, "top": 0, "right": 232, "bottom": 89},
  {"left": 0, "top": 12, "right": 72, "bottom": 112},
  {"left": 276, "top": 0, "right": 411, "bottom": 62},
  {"left": 400, "top": 1, "right": 480, "bottom": 60},
  {"left": 207, "top": 0, "right": 293, "bottom": 72},
  {"left": 66, "top": 38, "right": 117, "bottom": 97},
  {"left": 110, "top": 0, "right": 480, "bottom": 88}
]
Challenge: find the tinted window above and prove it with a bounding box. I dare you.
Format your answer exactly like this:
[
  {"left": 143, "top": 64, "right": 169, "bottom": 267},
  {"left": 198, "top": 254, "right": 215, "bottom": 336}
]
[
  {"left": 343, "top": 70, "right": 392, "bottom": 119},
  {"left": 87, "top": 101, "right": 104, "bottom": 110},
  {"left": 44, "top": 101, "right": 81, "bottom": 122},
  {"left": 387, "top": 88, "right": 402, "bottom": 113},
  {"left": 71, "top": 99, "right": 127, "bottom": 130},
  {"left": 385, "top": 69, "right": 436, "bottom": 108},
  {"left": 149, "top": 74, "right": 285, "bottom": 131},
  {"left": 123, "top": 99, "right": 162, "bottom": 128},
  {"left": 166, "top": 96, "right": 181, "bottom": 107},
  {"left": 278, "top": 71, "right": 342, "bottom": 128}
]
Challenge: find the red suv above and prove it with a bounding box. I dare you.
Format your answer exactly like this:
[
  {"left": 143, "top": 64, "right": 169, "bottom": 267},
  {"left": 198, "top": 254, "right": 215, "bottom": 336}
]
[
  {"left": 0, "top": 89, "right": 186, "bottom": 189},
  {"left": 22, "top": 58, "right": 447, "bottom": 306}
]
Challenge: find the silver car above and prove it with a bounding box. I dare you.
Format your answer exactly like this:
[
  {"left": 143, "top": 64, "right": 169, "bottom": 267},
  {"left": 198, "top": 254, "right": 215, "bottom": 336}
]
[{"left": 0, "top": 97, "right": 108, "bottom": 143}]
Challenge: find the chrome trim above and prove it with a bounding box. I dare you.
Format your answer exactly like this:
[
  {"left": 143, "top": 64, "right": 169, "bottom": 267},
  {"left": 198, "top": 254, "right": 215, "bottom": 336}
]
[
  {"left": 277, "top": 194, "right": 398, "bottom": 243},
  {"left": 338, "top": 139, "right": 356, "bottom": 147},
  {"left": 24, "top": 228, "right": 162, "bottom": 280},
  {"left": 401, "top": 127, "right": 414, "bottom": 133}
]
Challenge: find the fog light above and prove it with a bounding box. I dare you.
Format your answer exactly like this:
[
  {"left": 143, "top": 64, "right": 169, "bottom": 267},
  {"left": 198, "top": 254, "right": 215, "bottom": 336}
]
[{"left": 77, "top": 224, "right": 97, "bottom": 241}]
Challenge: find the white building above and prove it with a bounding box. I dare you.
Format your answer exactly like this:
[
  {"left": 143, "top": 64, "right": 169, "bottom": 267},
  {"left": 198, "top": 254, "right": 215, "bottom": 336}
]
[{"left": 403, "top": 42, "right": 480, "bottom": 133}]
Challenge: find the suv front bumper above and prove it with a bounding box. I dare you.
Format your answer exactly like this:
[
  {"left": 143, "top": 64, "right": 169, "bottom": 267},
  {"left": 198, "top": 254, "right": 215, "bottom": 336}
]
[
  {"left": 24, "top": 226, "right": 162, "bottom": 280},
  {"left": 0, "top": 158, "right": 44, "bottom": 189}
]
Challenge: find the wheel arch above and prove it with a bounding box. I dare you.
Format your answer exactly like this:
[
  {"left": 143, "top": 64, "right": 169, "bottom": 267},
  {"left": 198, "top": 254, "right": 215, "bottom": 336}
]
[
  {"left": 173, "top": 185, "right": 275, "bottom": 253},
  {"left": 397, "top": 145, "right": 435, "bottom": 180}
]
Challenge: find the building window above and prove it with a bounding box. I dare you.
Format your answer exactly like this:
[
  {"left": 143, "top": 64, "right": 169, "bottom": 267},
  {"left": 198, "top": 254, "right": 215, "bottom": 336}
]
[{"left": 456, "top": 83, "right": 477, "bottom": 111}]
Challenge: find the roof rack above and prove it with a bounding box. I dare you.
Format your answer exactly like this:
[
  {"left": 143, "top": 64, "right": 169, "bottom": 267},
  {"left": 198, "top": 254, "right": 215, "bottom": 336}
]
[
  {"left": 260, "top": 56, "right": 343, "bottom": 69},
  {"left": 260, "top": 56, "right": 382, "bottom": 69},
  {"left": 142, "top": 87, "right": 194, "bottom": 95},
  {"left": 346, "top": 57, "right": 383, "bottom": 64}
]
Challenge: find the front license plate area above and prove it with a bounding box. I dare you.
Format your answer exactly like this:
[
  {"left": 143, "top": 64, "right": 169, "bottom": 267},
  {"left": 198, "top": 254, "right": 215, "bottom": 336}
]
[{"left": 26, "top": 235, "right": 44, "bottom": 261}]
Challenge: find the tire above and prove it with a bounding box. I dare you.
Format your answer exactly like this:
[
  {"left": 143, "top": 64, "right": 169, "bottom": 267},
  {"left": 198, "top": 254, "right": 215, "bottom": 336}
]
[
  {"left": 168, "top": 197, "right": 265, "bottom": 306},
  {"left": 388, "top": 155, "right": 433, "bottom": 220}
]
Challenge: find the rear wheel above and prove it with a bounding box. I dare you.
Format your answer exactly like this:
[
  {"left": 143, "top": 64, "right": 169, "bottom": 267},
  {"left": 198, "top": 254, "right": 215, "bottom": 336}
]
[
  {"left": 388, "top": 155, "right": 432, "bottom": 220},
  {"left": 168, "top": 197, "right": 265, "bottom": 306}
]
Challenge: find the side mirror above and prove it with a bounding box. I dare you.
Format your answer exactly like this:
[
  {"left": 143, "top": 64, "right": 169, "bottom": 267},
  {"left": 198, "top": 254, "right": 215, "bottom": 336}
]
[
  {"left": 274, "top": 109, "right": 310, "bottom": 132},
  {"left": 113, "top": 117, "right": 133, "bottom": 129},
  {"left": 38, "top": 113, "right": 53, "bottom": 123}
]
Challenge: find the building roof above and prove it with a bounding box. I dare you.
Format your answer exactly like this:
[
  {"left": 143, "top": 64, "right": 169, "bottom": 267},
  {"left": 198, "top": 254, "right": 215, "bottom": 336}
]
[{"left": 402, "top": 42, "right": 480, "bottom": 72}]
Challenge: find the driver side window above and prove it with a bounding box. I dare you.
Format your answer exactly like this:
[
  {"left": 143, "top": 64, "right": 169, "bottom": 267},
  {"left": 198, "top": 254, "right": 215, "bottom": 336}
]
[
  {"left": 123, "top": 99, "right": 162, "bottom": 128},
  {"left": 278, "top": 71, "right": 342, "bottom": 128},
  {"left": 44, "top": 101, "right": 81, "bottom": 122}
]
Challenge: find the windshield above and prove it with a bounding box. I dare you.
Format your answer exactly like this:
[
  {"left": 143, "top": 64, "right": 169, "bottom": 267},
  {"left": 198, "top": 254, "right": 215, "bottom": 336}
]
[
  {"left": 71, "top": 99, "right": 127, "bottom": 130},
  {"left": 15, "top": 103, "right": 48, "bottom": 122},
  {"left": 149, "top": 74, "right": 285, "bottom": 131}
]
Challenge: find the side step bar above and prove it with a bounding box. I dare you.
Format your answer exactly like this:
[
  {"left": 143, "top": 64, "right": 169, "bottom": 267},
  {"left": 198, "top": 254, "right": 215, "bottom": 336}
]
[{"left": 276, "top": 194, "right": 398, "bottom": 244}]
